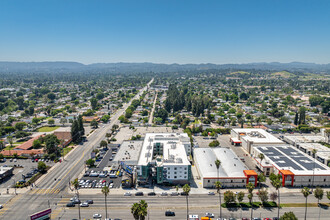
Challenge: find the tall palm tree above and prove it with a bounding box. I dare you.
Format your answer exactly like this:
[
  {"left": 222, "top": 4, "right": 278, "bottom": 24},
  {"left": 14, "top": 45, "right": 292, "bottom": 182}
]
[
  {"left": 131, "top": 202, "right": 140, "bottom": 220},
  {"left": 183, "top": 184, "right": 191, "bottom": 220},
  {"left": 215, "top": 181, "right": 222, "bottom": 219},
  {"left": 214, "top": 159, "right": 221, "bottom": 218},
  {"left": 102, "top": 185, "right": 110, "bottom": 219},
  {"left": 311, "top": 149, "right": 317, "bottom": 191},
  {"left": 138, "top": 200, "right": 148, "bottom": 220},
  {"left": 71, "top": 178, "right": 80, "bottom": 220},
  {"left": 301, "top": 187, "right": 310, "bottom": 220},
  {"left": 246, "top": 182, "right": 255, "bottom": 220},
  {"left": 7, "top": 136, "right": 13, "bottom": 156},
  {"left": 271, "top": 178, "right": 282, "bottom": 219}
]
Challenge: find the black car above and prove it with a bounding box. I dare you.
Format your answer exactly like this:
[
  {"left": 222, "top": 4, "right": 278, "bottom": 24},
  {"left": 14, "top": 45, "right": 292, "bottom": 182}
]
[
  {"left": 135, "top": 192, "right": 144, "bottom": 196},
  {"left": 66, "top": 202, "right": 75, "bottom": 207},
  {"left": 73, "top": 199, "right": 81, "bottom": 204},
  {"left": 165, "top": 210, "right": 175, "bottom": 216},
  {"left": 148, "top": 192, "right": 156, "bottom": 196},
  {"left": 86, "top": 200, "right": 94, "bottom": 204},
  {"left": 181, "top": 192, "right": 188, "bottom": 196}
]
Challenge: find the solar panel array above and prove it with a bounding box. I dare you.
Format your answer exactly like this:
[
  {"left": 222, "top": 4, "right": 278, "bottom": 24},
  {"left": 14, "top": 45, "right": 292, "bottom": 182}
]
[{"left": 257, "top": 146, "right": 326, "bottom": 171}]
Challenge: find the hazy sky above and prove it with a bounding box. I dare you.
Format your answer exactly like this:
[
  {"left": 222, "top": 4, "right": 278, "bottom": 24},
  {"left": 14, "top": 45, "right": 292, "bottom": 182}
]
[{"left": 1, "top": 0, "right": 330, "bottom": 64}]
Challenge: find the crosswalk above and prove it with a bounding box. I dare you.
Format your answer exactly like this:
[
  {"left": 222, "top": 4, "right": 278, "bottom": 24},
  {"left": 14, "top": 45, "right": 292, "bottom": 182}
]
[
  {"left": 0, "top": 194, "right": 23, "bottom": 217},
  {"left": 29, "top": 188, "right": 61, "bottom": 195}
]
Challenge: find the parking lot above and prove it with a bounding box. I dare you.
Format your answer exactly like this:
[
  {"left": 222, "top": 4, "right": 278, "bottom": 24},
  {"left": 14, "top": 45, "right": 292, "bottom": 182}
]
[
  {"left": 0, "top": 159, "right": 54, "bottom": 189},
  {"left": 79, "top": 144, "right": 124, "bottom": 189}
]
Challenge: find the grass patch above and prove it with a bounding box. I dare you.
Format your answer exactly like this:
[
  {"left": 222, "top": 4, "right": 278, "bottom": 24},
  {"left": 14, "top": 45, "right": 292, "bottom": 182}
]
[
  {"left": 61, "top": 147, "right": 73, "bottom": 156},
  {"left": 4, "top": 145, "right": 16, "bottom": 150},
  {"left": 37, "top": 126, "right": 59, "bottom": 132}
]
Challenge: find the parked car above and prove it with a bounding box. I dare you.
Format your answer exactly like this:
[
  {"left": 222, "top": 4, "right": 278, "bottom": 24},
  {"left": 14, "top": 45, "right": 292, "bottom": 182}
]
[
  {"left": 165, "top": 210, "right": 175, "bottom": 216},
  {"left": 124, "top": 192, "right": 132, "bottom": 196},
  {"left": 171, "top": 192, "right": 179, "bottom": 196},
  {"left": 161, "top": 192, "right": 168, "bottom": 196},
  {"left": 148, "top": 192, "right": 156, "bottom": 196},
  {"left": 135, "top": 192, "right": 144, "bottom": 196},
  {"left": 208, "top": 191, "right": 215, "bottom": 195},
  {"left": 205, "top": 213, "right": 215, "bottom": 218},
  {"left": 93, "top": 213, "right": 102, "bottom": 218}
]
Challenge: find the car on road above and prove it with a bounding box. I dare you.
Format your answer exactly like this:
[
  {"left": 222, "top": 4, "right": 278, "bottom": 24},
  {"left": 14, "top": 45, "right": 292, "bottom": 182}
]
[
  {"left": 181, "top": 192, "right": 188, "bottom": 196},
  {"left": 148, "top": 192, "right": 156, "bottom": 196},
  {"left": 252, "top": 218, "right": 262, "bottom": 220},
  {"left": 66, "top": 202, "right": 75, "bottom": 207},
  {"left": 161, "top": 192, "right": 168, "bottom": 196},
  {"left": 165, "top": 210, "right": 175, "bottom": 216},
  {"left": 171, "top": 192, "right": 179, "bottom": 196},
  {"left": 73, "top": 199, "right": 81, "bottom": 204},
  {"left": 80, "top": 202, "right": 89, "bottom": 207},
  {"left": 0, "top": 205, "right": 3, "bottom": 209},
  {"left": 86, "top": 200, "right": 94, "bottom": 204},
  {"left": 135, "top": 192, "right": 144, "bottom": 196},
  {"left": 124, "top": 192, "right": 132, "bottom": 196},
  {"left": 93, "top": 213, "right": 102, "bottom": 218},
  {"left": 205, "top": 213, "right": 215, "bottom": 218},
  {"left": 208, "top": 191, "right": 215, "bottom": 195}
]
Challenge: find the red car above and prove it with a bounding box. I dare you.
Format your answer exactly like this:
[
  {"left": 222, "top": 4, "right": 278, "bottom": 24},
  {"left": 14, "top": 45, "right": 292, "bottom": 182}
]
[{"left": 35, "top": 158, "right": 39, "bottom": 162}]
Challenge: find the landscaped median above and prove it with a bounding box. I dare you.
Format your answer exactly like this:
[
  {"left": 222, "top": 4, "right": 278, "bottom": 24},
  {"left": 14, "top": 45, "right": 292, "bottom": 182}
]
[{"left": 221, "top": 202, "right": 330, "bottom": 208}]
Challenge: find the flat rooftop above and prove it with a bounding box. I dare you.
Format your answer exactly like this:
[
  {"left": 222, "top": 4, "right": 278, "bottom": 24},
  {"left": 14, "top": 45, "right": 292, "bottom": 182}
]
[
  {"left": 232, "top": 128, "right": 283, "bottom": 144},
  {"left": 138, "top": 133, "right": 190, "bottom": 166},
  {"left": 113, "top": 140, "right": 143, "bottom": 166},
  {"left": 284, "top": 135, "right": 325, "bottom": 143},
  {"left": 254, "top": 145, "right": 330, "bottom": 175},
  {"left": 194, "top": 148, "right": 248, "bottom": 178},
  {"left": 297, "top": 142, "right": 330, "bottom": 160}
]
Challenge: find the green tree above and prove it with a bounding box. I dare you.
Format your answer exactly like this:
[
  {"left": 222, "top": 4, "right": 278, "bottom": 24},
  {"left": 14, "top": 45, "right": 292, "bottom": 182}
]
[
  {"left": 91, "top": 119, "right": 98, "bottom": 129},
  {"left": 183, "top": 184, "right": 191, "bottom": 220},
  {"left": 47, "top": 92, "right": 56, "bottom": 101},
  {"left": 258, "top": 188, "right": 269, "bottom": 205},
  {"left": 60, "top": 118, "right": 67, "bottom": 125},
  {"left": 224, "top": 190, "right": 236, "bottom": 204},
  {"left": 37, "top": 161, "right": 47, "bottom": 174},
  {"left": 246, "top": 182, "right": 255, "bottom": 219},
  {"left": 43, "top": 134, "right": 60, "bottom": 156},
  {"left": 209, "top": 140, "right": 220, "bottom": 147},
  {"left": 258, "top": 173, "right": 266, "bottom": 186},
  {"left": 237, "top": 191, "right": 245, "bottom": 204},
  {"left": 279, "top": 212, "right": 298, "bottom": 220},
  {"left": 271, "top": 178, "right": 282, "bottom": 219},
  {"left": 294, "top": 112, "right": 298, "bottom": 125},
  {"left": 48, "top": 119, "right": 55, "bottom": 125},
  {"left": 101, "top": 186, "right": 110, "bottom": 219},
  {"left": 71, "top": 119, "right": 80, "bottom": 144},
  {"left": 101, "top": 114, "right": 110, "bottom": 123},
  {"left": 32, "top": 139, "right": 42, "bottom": 149},
  {"left": 215, "top": 181, "right": 222, "bottom": 219},
  {"left": 15, "top": 122, "right": 26, "bottom": 131},
  {"left": 314, "top": 187, "right": 323, "bottom": 205},
  {"left": 78, "top": 115, "right": 85, "bottom": 136},
  {"left": 90, "top": 98, "right": 98, "bottom": 110},
  {"left": 298, "top": 106, "right": 306, "bottom": 125},
  {"left": 86, "top": 159, "right": 95, "bottom": 167},
  {"left": 71, "top": 178, "right": 81, "bottom": 220},
  {"left": 301, "top": 187, "right": 310, "bottom": 220},
  {"left": 131, "top": 200, "right": 148, "bottom": 220},
  {"left": 100, "top": 140, "right": 108, "bottom": 148}
]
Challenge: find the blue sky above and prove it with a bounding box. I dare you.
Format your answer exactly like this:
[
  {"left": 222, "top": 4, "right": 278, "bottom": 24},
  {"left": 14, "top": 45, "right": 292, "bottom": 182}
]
[{"left": 0, "top": 0, "right": 330, "bottom": 64}]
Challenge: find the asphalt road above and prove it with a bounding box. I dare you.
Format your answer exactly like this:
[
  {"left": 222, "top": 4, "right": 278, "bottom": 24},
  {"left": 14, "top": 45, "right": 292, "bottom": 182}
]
[
  {"left": 53, "top": 194, "right": 329, "bottom": 220},
  {"left": 0, "top": 79, "right": 153, "bottom": 220}
]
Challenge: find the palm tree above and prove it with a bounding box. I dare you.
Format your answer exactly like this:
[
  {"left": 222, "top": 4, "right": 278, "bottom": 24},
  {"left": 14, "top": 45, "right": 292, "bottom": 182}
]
[
  {"left": 102, "top": 185, "right": 110, "bottom": 219},
  {"left": 71, "top": 178, "right": 80, "bottom": 220},
  {"left": 271, "top": 178, "right": 282, "bottom": 219},
  {"left": 138, "top": 200, "right": 148, "bottom": 220},
  {"left": 215, "top": 181, "right": 222, "bottom": 219},
  {"left": 131, "top": 200, "right": 148, "bottom": 220},
  {"left": 246, "top": 182, "right": 255, "bottom": 219},
  {"left": 301, "top": 187, "right": 310, "bottom": 220},
  {"left": 183, "top": 184, "right": 191, "bottom": 220},
  {"left": 131, "top": 202, "right": 140, "bottom": 220},
  {"left": 311, "top": 149, "right": 317, "bottom": 191},
  {"left": 7, "top": 136, "right": 13, "bottom": 156},
  {"left": 258, "top": 153, "right": 265, "bottom": 171}
]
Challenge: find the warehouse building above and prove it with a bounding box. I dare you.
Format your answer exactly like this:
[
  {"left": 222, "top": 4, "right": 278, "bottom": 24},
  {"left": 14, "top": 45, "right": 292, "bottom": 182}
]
[
  {"left": 230, "top": 128, "right": 283, "bottom": 153},
  {"left": 296, "top": 143, "right": 330, "bottom": 166},
  {"left": 283, "top": 135, "right": 325, "bottom": 146},
  {"left": 251, "top": 145, "right": 330, "bottom": 187},
  {"left": 136, "top": 133, "right": 191, "bottom": 186},
  {"left": 194, "top": 148, "right": 257, "bottom": 188}
]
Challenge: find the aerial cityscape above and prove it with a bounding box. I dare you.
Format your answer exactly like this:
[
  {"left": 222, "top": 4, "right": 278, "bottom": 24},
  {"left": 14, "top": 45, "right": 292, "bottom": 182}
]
[{"left": 0, "top": 1, "right": 329, "bottom": 220}]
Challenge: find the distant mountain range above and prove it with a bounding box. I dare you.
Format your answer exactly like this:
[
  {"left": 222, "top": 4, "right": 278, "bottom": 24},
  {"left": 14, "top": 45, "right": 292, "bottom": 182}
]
[{"left": 0, "top": 61, "right": 330, "bottom": 73}]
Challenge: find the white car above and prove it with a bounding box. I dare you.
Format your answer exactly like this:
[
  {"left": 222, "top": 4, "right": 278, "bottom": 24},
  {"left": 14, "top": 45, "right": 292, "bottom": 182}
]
[
  {"left": 205, "top": 213, "right": 215, "bottom": 218},
  {"left": 208, "top": 191, "right": 215, "bottom": 195},
  {"left": 0, "top": 205, "right": 3, "bottom": 209},
  {"left": 161, "top": 192, "right": 168, "bottom": 196},
  {"left": 80, "top": 202, "right": 89, "bottom": 207},
  {"left": 124, "top": 192, "right": 132, "bottom": 196},
  {"left": 93, "top": 213, "right": 102, "bottom": 218}
]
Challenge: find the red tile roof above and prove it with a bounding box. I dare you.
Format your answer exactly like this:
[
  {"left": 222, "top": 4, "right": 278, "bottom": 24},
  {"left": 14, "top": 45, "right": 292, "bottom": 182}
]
[{"left": 14, "top": 135, "right": 43, "bottom": 150}]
